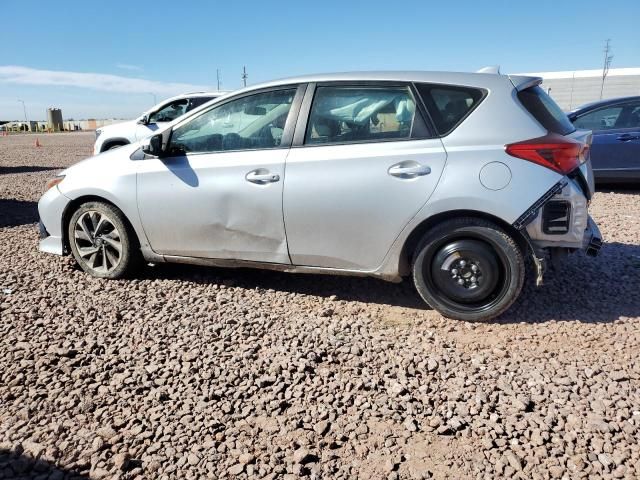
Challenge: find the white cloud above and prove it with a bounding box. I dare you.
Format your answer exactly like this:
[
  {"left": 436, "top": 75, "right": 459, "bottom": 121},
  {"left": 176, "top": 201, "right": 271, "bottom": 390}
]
[
  {"left": 0, "top": 65, "right": 210, "bottom": 96},
  {"left": 116, "top": 63, "right": 144, "bottom": 71}
]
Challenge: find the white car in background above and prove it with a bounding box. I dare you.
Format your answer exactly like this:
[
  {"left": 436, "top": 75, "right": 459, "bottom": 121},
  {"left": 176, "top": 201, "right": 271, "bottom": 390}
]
[{"left": 93, "top": 91, "right": 227, "bottom": 154}]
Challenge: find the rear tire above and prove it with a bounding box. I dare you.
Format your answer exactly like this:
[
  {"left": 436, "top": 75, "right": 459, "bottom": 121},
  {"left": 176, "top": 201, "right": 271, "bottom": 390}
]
[
  {"left": 412, "top": 217, "right": 525, "bottom": 321},
  {"left": 68, "top": 201, "right": 141, "bottom": 279}
]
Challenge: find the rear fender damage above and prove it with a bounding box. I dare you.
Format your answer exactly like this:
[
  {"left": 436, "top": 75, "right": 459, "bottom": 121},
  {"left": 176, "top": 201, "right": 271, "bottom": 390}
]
[{"left": 511, "top": 177, "right": 602, "bottom": 286}]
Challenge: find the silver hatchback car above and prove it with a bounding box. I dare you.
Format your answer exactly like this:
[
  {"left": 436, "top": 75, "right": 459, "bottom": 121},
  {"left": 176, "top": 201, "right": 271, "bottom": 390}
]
[{"left": 38, "top": 71, "right": 602, "bottom": 321}]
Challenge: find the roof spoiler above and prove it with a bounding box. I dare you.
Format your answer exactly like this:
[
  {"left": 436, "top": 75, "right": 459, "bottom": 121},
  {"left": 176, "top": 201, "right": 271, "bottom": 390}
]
[
  {"left": 476, "top": 65, "right": 501, "bottom": 74},
  {"left": 508, "top": 75, "right": 543, "bottom": 91}
]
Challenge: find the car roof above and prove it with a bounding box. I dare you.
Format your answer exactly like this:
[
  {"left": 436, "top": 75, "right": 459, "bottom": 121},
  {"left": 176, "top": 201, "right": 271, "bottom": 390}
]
[
  {"left": 180, "top": 91, "right": 230, "bottom": 98},
  {"left": 233, "top": 70, "right": 530, "bottom": 92},
  {"left": 570, "top": 96, "right": 640, "bottom": 114}
]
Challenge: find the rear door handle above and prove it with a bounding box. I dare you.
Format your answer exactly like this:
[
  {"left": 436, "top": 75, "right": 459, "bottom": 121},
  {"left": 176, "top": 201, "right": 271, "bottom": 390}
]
[
  {"left": 245, "top": 169, "right": 280, "bottom": 184},
  {"left": 388, "top": 162, "right": 431, "bottom": 178},
  {"left": 617, "top": 133, "right": 640, "bottom": 141}
]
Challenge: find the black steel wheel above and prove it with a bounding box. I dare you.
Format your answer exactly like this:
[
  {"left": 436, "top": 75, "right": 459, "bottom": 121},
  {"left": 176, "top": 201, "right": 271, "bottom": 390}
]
[{"left": 412, "top": 218, "right": 525, "bottom": 321}]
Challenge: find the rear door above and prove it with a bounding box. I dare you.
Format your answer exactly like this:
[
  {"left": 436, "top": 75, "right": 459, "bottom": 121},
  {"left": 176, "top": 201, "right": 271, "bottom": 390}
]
[
  {"left": 573, "top": 101, "right": 640, "bottom": 177},
  {"left": 283, "top": 82, "right": 447, "bottom": 271}
]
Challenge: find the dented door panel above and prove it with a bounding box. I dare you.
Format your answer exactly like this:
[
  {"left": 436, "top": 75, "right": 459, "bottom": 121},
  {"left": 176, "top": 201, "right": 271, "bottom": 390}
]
[{"left": 136, "top": 149, "right": 290, "bottom": 263}]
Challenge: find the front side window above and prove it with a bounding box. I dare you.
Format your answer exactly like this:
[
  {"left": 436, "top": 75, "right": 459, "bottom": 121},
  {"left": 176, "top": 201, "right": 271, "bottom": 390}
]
[
  {"left": 416, "top": 84, "right": 485, "bottom": 135},
  {"left": 169, "top": 89, "right": 296, "bottom": 154},
  {"left": 148, "top": 99, "right": 189, "bottom": 123},
  {"left": 305, "top": 86, "right": 417, "bottom": 145}
]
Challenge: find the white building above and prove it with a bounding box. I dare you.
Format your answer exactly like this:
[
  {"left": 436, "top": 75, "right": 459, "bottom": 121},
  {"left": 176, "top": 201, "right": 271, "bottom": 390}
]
[{"left": 516, "top": 67, "right": 640, "bottom": 111}]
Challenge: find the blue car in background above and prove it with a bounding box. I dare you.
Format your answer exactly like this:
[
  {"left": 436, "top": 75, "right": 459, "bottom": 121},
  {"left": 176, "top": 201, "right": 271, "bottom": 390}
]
[{"left": 568, "top": 96, "right": 640, "bottom": 184}]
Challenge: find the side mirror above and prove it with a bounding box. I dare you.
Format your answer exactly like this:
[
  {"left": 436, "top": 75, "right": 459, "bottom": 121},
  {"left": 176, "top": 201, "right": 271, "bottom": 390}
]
[
  {"left": 142, "top": 133, "right": 164, "bottom": 157},
  {"left": 137, "top": 114, "right": 149, "bottom": 125}
]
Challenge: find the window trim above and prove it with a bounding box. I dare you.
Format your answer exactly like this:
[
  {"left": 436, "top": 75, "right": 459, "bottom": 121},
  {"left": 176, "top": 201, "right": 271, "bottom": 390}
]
[
  {"left": 291, "top": 81, "right": 436, "bottom": 148},
  {"left": 164, "top": 84, "right": 306, "bottom": 157},
  {"left": 413, "top": 82, "right": 488, "bottom": 137}
]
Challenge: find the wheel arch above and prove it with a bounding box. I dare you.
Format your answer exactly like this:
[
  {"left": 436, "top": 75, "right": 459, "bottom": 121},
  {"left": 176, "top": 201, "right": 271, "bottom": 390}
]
[
  {"left": 61, "top": 195, "right": 141, "bottom": 254},
  {"left": 100, "top": 137, "right": 130, "bottom": 152},
  {"left": 398, "top": 209, "right": 529, "bottom": 276}
]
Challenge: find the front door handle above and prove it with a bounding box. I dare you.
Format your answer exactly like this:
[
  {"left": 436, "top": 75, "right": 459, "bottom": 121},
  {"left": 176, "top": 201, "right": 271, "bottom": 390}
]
[
  {"left": 617, "top": 133, "right": 640, "bottom": 142},
  {"left": 245, "top": 169, "right": 280, "bottom": 184},
  {"left": 388, "top": 162, "right": 431, "bottom": 178}
]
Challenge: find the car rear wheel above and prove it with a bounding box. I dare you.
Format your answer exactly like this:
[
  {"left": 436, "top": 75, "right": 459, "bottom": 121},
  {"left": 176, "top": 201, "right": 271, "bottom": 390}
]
[
  {"left": 68, "top": 201, "right": 140, "bottom": 279},
  {"left": 412, "top": 218, "right": 525, "bottom": 322}
]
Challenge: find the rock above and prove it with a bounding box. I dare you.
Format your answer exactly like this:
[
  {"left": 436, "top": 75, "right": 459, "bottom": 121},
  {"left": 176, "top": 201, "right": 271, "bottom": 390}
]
[
  {"left": 96, "top": 426, "right": 117, "bottom": 440},
  {"left": 504, "top": 452, "right": 522, "bottom": 471},
  {"left": 403, "top": 417, "right": 418, "bottom": 432},
  {"left": 227, "top": 463, "right": 245, "bottom": 475},
  {"left": 113, "top": 452, "right": 131, "bottom": 471},
  {"left": 314, "top": 420, "right": 330, "bottom": 436},
  {"left": 293, "top": 448, "right": 317, "bottom": 464}
]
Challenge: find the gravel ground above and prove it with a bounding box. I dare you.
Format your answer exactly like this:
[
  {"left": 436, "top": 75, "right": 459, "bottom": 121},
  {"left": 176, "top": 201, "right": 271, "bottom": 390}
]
[{"left": 1, "top": 132, "right": 639, "bottom": 480}]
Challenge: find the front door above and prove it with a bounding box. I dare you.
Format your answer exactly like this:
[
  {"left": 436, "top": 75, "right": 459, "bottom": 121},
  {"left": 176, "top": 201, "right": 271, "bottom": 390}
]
[
  {"left": 137, "top": 86, "right": 302, "bottom": 263},
  {"left": 283, "top": 83, "right": 447, "bottom": 271}
]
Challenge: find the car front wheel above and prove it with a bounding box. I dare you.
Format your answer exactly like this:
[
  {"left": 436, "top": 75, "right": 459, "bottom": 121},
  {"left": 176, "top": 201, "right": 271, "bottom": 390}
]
[
  {"left": 68, "top": 201, "right": 140, "bottom": 279},
  {"left": 412, "top": 218, "right": 525, "bottom": 322}
]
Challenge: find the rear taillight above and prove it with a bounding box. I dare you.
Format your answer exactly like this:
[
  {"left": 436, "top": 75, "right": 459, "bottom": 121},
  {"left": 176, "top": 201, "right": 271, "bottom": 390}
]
[{"left": 505, "top": 133, "right": 585, "bottom": 175}]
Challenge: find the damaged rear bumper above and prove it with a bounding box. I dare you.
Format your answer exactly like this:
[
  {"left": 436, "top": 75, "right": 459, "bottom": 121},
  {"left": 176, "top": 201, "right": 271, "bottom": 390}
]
[
  {"left": 583, "top": 217, "right": 602, "bottom": 257},
  {"left": 513, "top": 176, "right": 602, "bottom": 285},
  {"left": 515, "top": 177, "right": 602, "bottom": 256}
]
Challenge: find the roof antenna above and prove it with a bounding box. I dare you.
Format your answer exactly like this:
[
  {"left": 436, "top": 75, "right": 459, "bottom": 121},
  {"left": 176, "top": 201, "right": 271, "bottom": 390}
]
[{"left": 476, "top": 66, "right": 501, "bottom": 74}]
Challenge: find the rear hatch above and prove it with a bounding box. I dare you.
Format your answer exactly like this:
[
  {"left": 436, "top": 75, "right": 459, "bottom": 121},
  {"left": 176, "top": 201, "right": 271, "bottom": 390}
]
[{"left": 509, "top": 78, "right": 595, "bottom": 198}]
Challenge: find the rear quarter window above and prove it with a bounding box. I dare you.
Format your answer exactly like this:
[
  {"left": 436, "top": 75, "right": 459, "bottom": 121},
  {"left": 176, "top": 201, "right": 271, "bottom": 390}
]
[
  {"left": 415, "top": 84, "right": 485, "bottom": 135},
  {"left": 517, "top": 86, "right": 575, "bottom": 135}
]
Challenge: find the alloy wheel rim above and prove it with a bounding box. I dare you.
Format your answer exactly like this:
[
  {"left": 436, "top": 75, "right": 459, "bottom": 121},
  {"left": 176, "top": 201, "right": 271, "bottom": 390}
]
[{"left": 73, "top": 211, "right": 122, "bottom": 274}]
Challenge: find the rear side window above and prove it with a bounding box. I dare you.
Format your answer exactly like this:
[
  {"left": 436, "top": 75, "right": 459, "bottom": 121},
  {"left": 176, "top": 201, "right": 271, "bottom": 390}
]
[
  {"left": 187, "top": 96, "right": 215, "bottom": 112},
  {"left": 305, "top": 86, "right": 419, "bottom": 145},
  {"left": 416, "top": 84, "right": 485, "bottom": 135},
  {"left": 574, "top": 103, "right": 640, "bottom": 131},
  {"left": 518, "top": 86, "right": 575, "bottom": 135}
]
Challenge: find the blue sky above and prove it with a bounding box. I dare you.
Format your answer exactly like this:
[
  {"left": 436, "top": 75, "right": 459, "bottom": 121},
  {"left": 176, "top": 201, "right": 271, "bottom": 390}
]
[{"left": 1, "top": 0, "right": 638, "bottom": 120}]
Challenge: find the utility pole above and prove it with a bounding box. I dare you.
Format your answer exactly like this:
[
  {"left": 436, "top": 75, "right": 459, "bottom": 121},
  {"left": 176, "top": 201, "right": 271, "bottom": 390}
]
[
  {"left": 569, "top": 71, "right": 576, "bottom": 110},
  {"left": 17, "top": 99, "right": 28, "bottom": 131},
  {"left": 241, "top": 66, "right": 248, "bottom": 87},
  {"left": 600, "top": 39, "right": 613, "bottom": 100},
  {"left": 149, "top": 92, "right": 157, "bottom": 105},
  {"left": 216, "top": 69, "right": 221, "bottom": 91}
]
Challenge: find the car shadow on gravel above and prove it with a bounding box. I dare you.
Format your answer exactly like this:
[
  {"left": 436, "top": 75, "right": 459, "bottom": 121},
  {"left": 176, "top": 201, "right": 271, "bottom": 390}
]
[
  {"left": 147, "top": 263, "right": 428, "bottom": 309},
  {"left": 0, "top": 199, "right": 39, "bottom": 228},
  {"left": 0, "top": 449, "right": 89, "bottom": 479},
  {"left": 0, "top": 165, "right": 64, "bottom": 175},
  {"left": 498, "top": 242, "right": 640, "bottom": 324},
  {"left": 147, "top": 241, "right": 639, "bottom": 322}
]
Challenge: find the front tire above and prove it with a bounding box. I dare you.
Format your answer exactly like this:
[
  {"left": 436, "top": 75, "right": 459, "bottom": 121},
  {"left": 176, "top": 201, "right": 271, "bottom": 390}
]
[
  {"left": 412, "top": 218, "right": 525, "bottom": 322},
  {"left": 68, "top": 201, "right": 140, "bottom": 279}
]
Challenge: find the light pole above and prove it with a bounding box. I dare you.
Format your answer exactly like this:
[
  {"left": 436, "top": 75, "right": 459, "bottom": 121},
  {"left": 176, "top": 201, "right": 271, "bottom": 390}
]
[
  {"left": 149, "top": 93, "right": 157, "bottom": 105},
  {"left": 17, "top": 99, "right": 28, "bottom": 132}
]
